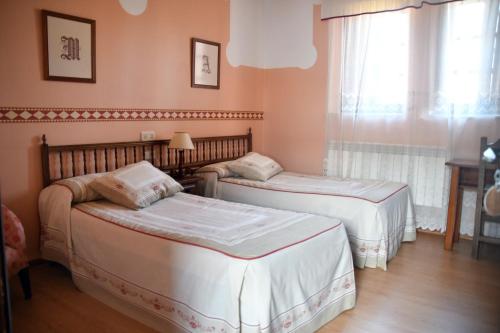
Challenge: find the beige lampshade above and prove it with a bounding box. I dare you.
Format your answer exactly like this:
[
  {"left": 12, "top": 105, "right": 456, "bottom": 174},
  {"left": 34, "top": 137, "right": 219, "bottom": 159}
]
[{"left": 169, "top": 132, "right": 194, "bottom": 150}]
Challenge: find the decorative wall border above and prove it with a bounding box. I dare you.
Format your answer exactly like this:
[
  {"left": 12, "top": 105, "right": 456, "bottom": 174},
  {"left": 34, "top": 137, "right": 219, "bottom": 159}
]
[{"left": 0, "top": 107, "right": 264, "bottom": 123}]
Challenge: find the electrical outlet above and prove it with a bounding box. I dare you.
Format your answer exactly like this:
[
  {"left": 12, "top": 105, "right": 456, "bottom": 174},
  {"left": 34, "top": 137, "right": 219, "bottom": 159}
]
[{"left": 141, "top": 131, "right": 156, "bottom": 141}]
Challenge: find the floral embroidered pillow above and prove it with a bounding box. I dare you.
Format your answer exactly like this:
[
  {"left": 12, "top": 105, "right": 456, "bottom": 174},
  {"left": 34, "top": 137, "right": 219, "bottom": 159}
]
[
  {"left": 89, "top": 161, "right": 183, "bottom": 209},
  {"left": 195, "top": 161, "right": 235, "bottom": 179},
  {"left": 55, "top": 173, "right": 106, "bottom": 203},
  {"left": 228, "top": 152, "right": 283, "bottom": 181}
]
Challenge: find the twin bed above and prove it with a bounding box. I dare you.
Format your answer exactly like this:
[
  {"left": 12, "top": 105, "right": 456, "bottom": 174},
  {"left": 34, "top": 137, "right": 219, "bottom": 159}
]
[
  {"left": 198, "top": 170, "right": 415, "bottom": 270},
  {"left": 38, "top": 129, "right": 415, "bottom": 333}
]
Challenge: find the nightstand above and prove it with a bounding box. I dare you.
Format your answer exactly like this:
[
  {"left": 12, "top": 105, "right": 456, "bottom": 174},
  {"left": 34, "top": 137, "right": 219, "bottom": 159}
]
[{"left": 175, "top": 175, "right": 202, "bottom": 195}]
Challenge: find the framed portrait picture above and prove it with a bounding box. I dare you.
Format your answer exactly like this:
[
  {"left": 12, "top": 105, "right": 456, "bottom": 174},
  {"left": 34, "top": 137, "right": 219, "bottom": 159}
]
[
  {"left": 191, "top": 38, "right": 220, "bottom": 89},
  {"left": 42, "top": 10, "right": 96, "bottom": 83}
]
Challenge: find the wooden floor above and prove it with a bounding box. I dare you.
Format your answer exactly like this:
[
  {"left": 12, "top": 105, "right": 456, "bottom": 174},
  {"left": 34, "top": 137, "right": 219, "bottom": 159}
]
[{"left": 9, "top": 233, "right": 500, "bottom": 333}]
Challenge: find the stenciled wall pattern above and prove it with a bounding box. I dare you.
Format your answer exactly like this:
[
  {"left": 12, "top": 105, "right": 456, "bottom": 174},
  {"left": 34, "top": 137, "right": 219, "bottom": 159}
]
[{"left": 0, "top": 107, "right": 264, "bottom": 122}]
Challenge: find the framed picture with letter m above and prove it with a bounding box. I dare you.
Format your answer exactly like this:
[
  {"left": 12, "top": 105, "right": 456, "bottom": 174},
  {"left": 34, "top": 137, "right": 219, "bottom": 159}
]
[{"left": 42, "top": 10, "right": 96, "bottom": 83}]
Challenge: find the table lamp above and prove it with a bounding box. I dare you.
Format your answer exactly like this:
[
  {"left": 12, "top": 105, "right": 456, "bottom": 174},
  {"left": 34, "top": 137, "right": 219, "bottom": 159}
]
[{"left": 168, "top": 132, "right": 194, "bottom": 178}]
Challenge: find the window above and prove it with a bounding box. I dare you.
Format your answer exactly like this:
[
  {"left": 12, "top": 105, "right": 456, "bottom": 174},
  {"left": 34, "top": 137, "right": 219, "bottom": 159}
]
[
  {"left": 341, "top": 11, "right": 409, "bottom": 115},
  {"left": 340, "top": 0, "right": 500, "bottom": 116},
  {"left": 437, "top": 0, "right": 500, "bottom": 115}
]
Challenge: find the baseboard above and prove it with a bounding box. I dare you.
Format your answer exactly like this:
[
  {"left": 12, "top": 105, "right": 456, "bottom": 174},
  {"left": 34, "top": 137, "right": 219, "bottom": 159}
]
[{"left": 417, "top": 228, "right": 472, "bottom": 240}]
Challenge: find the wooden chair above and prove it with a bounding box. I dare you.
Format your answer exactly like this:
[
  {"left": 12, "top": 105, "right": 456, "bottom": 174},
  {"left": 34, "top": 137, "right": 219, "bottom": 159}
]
[{"left": 472, "top": 137, "right": 500, "bottom": 258}]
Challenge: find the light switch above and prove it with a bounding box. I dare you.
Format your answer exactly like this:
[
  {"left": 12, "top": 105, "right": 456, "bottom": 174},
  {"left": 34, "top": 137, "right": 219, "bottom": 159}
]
[{"left": 141, "top": 131, "right": 156, "bottom": 141}]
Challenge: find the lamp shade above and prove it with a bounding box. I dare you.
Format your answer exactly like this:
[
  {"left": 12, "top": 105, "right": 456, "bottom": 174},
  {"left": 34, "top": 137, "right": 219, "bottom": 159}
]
[{"left": 169, "top": 132, "right": 194, "bottom": 150}]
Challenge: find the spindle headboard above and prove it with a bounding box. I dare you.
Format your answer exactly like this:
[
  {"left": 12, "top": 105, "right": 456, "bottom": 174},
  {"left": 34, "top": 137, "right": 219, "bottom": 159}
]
[{"left": 41, "top": 128, "right": 252, "bottom": 187}]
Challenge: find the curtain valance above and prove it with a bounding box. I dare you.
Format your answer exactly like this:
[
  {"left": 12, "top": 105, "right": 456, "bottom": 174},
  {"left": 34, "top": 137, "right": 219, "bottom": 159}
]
[{"left": 321, "top": 0, "right": 462, "bottom": 20}]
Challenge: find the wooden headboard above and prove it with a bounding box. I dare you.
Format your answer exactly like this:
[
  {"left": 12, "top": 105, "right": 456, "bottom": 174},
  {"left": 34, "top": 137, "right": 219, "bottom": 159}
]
[{"left": 41, "top": 128, "right": 252, "bottom": 187}]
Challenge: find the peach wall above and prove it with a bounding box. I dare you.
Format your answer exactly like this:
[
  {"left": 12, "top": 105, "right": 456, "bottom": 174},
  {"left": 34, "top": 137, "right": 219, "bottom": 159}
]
[
  {"left": 262, "top": 6, "right": 328, "bottom": 175},
  {"left": 0, "top": 0, "right": 264, "bottom": 259},
  {"left": 0, "top": 0, "right": 263, "bottom": 109}
]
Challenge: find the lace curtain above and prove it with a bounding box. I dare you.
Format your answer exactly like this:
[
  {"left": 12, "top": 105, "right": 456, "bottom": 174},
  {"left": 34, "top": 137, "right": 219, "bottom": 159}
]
[{"left": 325, "top": 0, "right": 500, "bottom": 235}]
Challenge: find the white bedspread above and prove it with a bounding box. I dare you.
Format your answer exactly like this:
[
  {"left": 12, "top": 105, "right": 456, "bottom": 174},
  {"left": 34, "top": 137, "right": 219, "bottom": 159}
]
[
  {"left": 39, "top": 185, "right": 356, "bottom": 333},
  {"left": 77, "top": 194, "right": 314, "bottom": 248},
  {"left": 223, "top": 172, "right": 408, "bottom": 203},
  {"left": 204, "top": 172, "right": 416, "bottom": 270}
]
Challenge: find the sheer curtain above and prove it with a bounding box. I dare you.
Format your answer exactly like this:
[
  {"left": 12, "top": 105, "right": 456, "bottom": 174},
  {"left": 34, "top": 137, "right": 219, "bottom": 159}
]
[
  {"left": 321, "top": 0, "right": 463, "bottom": 20},
  {"left": 325, "top": 0, "right": 500, "bottom": 235}
]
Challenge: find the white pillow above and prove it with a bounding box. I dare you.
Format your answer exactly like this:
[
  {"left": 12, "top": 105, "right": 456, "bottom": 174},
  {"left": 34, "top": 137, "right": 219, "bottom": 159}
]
[
  {"left": 228, "top": 152, "right": 283, "bottom": 181},
  {"left": 89, "top": 161, "right": 183, "bottom": 209}
]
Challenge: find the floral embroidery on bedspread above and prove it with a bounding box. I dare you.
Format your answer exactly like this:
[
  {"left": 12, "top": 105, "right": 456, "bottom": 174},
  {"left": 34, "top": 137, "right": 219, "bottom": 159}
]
[
  {"left": 40, "top": 225, "right": 68, "bottom": 251},
  {"left": 71, "top": 256, "right": 355, "bottom": 333},
  {"left": 71, "top": 256, "right": 232, "bottom": 332},
  {"left": 267, "top": 274, "right": 355, "bottom": 332}
]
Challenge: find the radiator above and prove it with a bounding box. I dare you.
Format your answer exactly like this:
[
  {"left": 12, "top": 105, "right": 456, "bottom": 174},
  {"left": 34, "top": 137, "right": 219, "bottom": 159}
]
[
  {"left": 325, "top": 141, "right": 500, "bottom": 237},
  {"left": 326, "top": 141, "right": 452, "bottom": 233}
]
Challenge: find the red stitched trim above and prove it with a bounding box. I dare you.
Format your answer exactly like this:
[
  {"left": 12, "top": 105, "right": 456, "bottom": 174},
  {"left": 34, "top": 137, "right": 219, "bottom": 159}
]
[
  {"left": 72, "top": 256, "right": 240, "bottom": 329},
  {"left": 219, "top": 179, "right": 408, "bottom": 204},
  {"left": 73, "top": 206, "right": 342, "bottom": 260},
  {"left": 321, "top": 0, "right": 463, "bottom": 20},
  {"left": 72, "top": 254, "right": 355, "bottom": 329},
  {"left": 254, "top": 270, "right": 354, "bottom": 329},
  {"left": 73, "top": 272, "right": 231, "bottom": 332}
]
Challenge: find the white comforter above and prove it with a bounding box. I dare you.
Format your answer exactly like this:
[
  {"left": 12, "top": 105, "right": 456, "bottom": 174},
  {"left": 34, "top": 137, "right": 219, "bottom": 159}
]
[
  {"left": 39, "top": 185, "right": 356, "bottom": 333},
  {"left": 198, "top": 171, "right": 416, "bottom": 270}
]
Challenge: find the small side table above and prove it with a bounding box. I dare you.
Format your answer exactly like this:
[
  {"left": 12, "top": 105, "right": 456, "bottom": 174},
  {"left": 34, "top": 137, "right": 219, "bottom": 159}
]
[{"left": 175, "top": 175, "right": 202, "bottom": 195}]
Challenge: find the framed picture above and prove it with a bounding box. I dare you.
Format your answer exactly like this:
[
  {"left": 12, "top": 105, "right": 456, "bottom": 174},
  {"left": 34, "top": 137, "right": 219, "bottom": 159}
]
[
  {"left": 191, "top": 38, "right": 220, "bottom": 89},
  {"left": 42, "top": 10, "right": 96, "bottom": 83}
]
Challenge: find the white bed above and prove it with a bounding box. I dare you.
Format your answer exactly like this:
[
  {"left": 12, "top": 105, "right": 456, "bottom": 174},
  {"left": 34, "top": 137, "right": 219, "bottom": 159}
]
[
  {"left": 39, "top": 184, "right": 356, "bottom": 333},
  {"left": 197, "top": 171, "right": 416, "bottom": 271}
]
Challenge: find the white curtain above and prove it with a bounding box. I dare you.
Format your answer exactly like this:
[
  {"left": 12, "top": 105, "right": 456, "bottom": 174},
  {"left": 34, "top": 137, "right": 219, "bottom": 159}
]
[
  {"left": 326, "top": 0, "right": 500, "bottom": 235},
  {"left": 321, "top": 0, "right": 462, "bottom": 20}
]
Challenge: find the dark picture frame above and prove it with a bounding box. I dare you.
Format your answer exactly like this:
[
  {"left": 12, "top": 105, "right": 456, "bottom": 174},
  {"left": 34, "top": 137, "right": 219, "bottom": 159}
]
[
  {"left": 191, "top": 38, "right": 220, "bottom": 89},
  {"left": 42, "top": 10, "right": 96, "bottom": 83}
]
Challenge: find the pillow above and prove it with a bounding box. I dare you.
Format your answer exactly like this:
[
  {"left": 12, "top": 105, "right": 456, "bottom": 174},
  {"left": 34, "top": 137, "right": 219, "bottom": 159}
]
[
  {"left": 55, "top": 173, "right": 106, "bottom": 203},
  {"left": 195, "top": 161, "right": 236, "bottom": 178},
  {"left": 228, "top": 152, "right": 283, "bottom": 181},
  {"left": 89, "top": 161, "right": 183, "bottom": 209}
]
